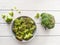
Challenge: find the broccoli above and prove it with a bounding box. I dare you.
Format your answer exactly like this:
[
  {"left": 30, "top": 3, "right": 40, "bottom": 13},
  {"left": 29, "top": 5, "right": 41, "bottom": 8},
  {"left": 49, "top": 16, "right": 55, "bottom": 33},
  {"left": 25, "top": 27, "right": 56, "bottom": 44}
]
[
  {"left": 29, "top": 25, "right": 36, "bottom": 34},
  {"left": 2, "top": 14, "right": 6, "bottom": 19},
  {"left": 16, "top": 32, "right": 24, "bottom": 41},
  {"left": 12, "top": 16, "right": 36, "bottom": 41},
  {"left": 5, "top": 16, "right": 13, "bottom": 24},
  {"left": 35, "top": 13, "right": 40, "bottom": 19},
  {"left": 2, "top": 11, "right": 13, "bottom": 24},
  {"left": 12, "top": 27, "right": 18, "bottom": 33},
  {"left": 16, "top": 35, "right": 23, "bottom": 41},
  {"left": 41, "top": 13, "right": 55, "bottom": 29},
  {"left": 13, "top": 6, "right": 21, "bottom": 13},
  {"left": 9, "top": 11, "right": 14, "bottom": 17},
  {"left": 23, "top": 33, "right": 33, "bottom": 40}
]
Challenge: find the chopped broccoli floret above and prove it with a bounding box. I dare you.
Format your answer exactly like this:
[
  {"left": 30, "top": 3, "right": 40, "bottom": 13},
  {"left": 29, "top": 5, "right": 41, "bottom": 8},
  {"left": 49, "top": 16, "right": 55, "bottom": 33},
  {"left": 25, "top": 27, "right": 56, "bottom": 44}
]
[
  {"left": 23, "top": 33, "right": 33, "bottom": 40},
  {"left": 9, "top": 11, "right": 14, "bottom": 17},
  {"left": 16, "top": 35, "right": 23, "bottom": 41},
  {"left": 2, "top": 14, "right": 6, "bottom": 19},
  {"left": 5, "top": 16, "right": 13, "bottom": 24},
  {"left": 35, "top": 13, "right": 40, "bottom": 19}
]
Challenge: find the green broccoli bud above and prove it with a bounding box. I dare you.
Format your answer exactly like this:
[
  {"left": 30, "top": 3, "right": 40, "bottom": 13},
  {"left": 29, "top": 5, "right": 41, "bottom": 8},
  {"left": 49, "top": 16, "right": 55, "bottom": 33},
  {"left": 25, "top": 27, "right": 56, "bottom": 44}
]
[
  {"left": 9, "top": 11, "right": 14, "bottom": 17},
  {"left": 23, "top": 33, "right": 33, "bottom": 40},
  {"left": 29, "top": 25, "right": 36, "bottom": 34},
  {"left": 12, "top": 27, "right": 18, "bottom": 33},
  {"left": 16, "top": 35, "right": 23, "bottom": 41},
  {"left": 30, "top": 20, "right": 34, "bottom": 24},
  {"left": 24, "top": 29, "right": 29, "bottom": 33},
  {"left": 41, "top": 13, "right": 55, "bottom": 29},
  {"left": 2, "top": 14, "right": 6, "bottom": 19},
  {"left": 5, "top": 16, "right": 13, "bottom": 24},
  {"left": 35, "top": 13, "right": 40, "bottom": 19}
]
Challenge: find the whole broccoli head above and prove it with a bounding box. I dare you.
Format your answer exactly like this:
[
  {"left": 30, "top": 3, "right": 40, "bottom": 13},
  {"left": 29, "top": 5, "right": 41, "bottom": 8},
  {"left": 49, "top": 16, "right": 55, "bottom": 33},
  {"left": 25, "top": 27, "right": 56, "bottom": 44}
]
[{"left": 41, "top": 13, "right": 55, "bottom": 29}]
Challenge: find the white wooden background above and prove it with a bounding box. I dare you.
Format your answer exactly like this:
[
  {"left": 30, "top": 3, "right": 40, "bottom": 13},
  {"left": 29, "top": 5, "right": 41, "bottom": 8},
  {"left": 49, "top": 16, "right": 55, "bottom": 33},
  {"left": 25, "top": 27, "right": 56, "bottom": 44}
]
[{"left": 0, "top": 0, "right": 60, "bottom": 45}]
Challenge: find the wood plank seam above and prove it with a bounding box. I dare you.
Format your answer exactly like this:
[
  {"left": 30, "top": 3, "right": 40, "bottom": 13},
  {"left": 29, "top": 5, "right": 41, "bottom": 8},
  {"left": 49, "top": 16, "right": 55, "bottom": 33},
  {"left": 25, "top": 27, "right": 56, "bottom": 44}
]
[{"left": 0, "top": 9, "right": 60, "bottom": 11}]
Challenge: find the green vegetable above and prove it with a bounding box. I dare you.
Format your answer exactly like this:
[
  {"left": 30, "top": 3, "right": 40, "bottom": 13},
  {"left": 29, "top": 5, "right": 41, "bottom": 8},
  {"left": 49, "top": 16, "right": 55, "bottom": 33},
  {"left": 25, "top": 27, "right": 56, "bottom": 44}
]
[
  {"left": 5, "top": 16, "right": 13, "bottom": 24},
  {"left": 13, "top": 6, "right": 21, "bottom": 13},
  {"left": 2, "top": 14, "right": 13, "bottom": 24},
  {"left": 9, "top": 11, "right": 14, "bottom": 16},
  {"left": 16, "top": 35, "right": 23, "bottom": 41},
  {"left": 2, "top": 14, "right": 6, "bottom": 19},
  {"left": 2, "top": 11, "right": 13, "bottom": 24},
  {"left": 29, "top": 25, "right": 36, "bottom": 34},
  {"left": 41, "top": 13, "right": 55, "bottom": 29},
  {"left": 35, "top": 13, "right": 40, "bottom": 19},
  {"left": 23, "top": 33, "right": 33, "bottom": 40},
  {"left": 1, "top": 6, "right": 21, "bottom": 24},
  {"left": 12, "top": 16, "right": 36, "bottom": 41}
]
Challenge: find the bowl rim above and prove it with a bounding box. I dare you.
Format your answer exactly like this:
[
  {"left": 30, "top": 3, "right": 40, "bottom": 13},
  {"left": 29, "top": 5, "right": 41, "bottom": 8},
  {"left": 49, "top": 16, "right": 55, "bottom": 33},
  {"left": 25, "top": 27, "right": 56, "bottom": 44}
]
[{"left": 11, "top": 16, "right": 37, "bottom": 42}]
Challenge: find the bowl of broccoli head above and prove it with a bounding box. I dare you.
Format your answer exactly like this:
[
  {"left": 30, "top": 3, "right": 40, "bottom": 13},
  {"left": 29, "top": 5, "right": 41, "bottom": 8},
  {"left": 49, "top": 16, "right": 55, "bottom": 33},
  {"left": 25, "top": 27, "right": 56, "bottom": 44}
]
[{"left": 12, "top": 16, "right": 36, "bottom": 42}]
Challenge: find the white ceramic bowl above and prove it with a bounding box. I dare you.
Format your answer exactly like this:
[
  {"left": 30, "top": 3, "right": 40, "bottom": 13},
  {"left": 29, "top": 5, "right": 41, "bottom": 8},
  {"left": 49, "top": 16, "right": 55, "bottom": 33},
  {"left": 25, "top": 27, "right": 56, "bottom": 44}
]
[{"left": 12, "top": 16, "right": 36, "bottom": 42}]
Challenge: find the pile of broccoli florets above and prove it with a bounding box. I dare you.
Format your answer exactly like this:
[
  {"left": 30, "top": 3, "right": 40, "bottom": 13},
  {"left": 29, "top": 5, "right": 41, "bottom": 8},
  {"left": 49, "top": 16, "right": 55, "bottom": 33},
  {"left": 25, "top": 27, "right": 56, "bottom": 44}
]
[{"left": 12, "top": 16, "right": 36, "bottom": 41}]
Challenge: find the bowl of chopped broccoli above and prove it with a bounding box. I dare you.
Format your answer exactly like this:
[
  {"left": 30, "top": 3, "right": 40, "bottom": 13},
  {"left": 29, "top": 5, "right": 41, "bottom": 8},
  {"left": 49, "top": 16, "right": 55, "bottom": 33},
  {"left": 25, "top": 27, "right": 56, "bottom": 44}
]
[{"left": 12, "top": 16, "right": 36, "bottom": 42}]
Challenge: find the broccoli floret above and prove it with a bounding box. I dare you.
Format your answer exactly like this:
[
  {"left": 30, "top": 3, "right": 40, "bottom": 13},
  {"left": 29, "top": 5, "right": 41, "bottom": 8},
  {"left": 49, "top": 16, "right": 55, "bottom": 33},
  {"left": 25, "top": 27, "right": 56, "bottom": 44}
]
[
  {"left": 16, "top": 31, "right": 24, "bottom": 41},
  {"left": 30, "top": 20, "right": 35, "bottom": 24},
  {"left": 16, "top": 35, "right": 23, "bottom": 41},
  {"left": 24, "top": 29, "right": 28, "bottom": 33},
  {"left": 12, "top": 27, "right": 18, "bottom": 33},
  {"left": 29, "top": 25, "right": 36, "bottom": 34},
  {"left": 13, "top": 6, "right": 21, "bottom": 13},
  {"left": 35, "top": 13, "right": 40, "bottom": 19},
  {"left": 5, "top": 16, "right": 13, "bottom": 24},
  {"left": 2, "top": 14, "right": 6, "bottom": 19},
  {"left": 41, "top": 13, "right": 55, "bottom": 29},
  {"left": 9, "top": 11, "right": 14, "bottom": 17},
  {"left": 23, "top": 33, "right": 33, "bottom": 40},
  {"left": 14, "top": 19, "right": 21, "bottom": 26}
]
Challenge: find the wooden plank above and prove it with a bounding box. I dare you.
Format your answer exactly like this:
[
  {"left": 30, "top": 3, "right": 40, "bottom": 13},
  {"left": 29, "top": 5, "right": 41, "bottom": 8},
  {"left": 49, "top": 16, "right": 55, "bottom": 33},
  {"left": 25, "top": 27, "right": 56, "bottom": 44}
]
[
  {"left": 0, "top": 0, "right": 60, "bottom": 10},
  {"left": 0, "top": 24, "right": 12, "bottom": 36},
  {"left": 0, "top": 36, "right": 60, "bottom": 45}
]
